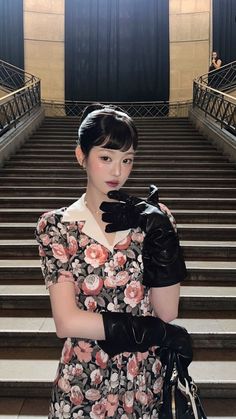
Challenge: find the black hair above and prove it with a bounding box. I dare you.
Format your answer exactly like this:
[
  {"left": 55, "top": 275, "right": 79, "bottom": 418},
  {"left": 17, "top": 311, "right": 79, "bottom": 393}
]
[{"left": 77, "top": 103, "right": 138, "bottom": 157}]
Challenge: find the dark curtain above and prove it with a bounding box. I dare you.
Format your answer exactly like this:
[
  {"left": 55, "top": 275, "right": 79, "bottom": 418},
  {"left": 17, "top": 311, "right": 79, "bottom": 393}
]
[
  {"left": 213, "top": 0, "right": 236, "bottom": 65},
  {"left": 65, "top": 0, "right": 169, "bottom": 102},
  {"left": 0, "top": 0, "right": 24, "bottom": 89}
]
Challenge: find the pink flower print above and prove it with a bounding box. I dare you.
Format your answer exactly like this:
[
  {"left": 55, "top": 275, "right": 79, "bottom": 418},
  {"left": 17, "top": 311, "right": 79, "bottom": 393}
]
[
  {"left": 95, "top": 349, "right": 109, "bottom": 369},
  {"left": 68, "top": 236, "right": 78, "bottom": 255},
  {"left": 104, "top": 276, "right": 117, "bottom": 288},
  {"left": 52, "top": 243, "right": 69, "bottom": 263},
  {"left": 58, "top": 270, "right": 74, "bottom": 284},
  {"left": 74, "top": 341, "right": 93, "bottom": 363},
  {"left": 85, "top": 388, "right": 101, "bottom": 401},
  {"left": 127, "top": 355, "right": 139, "bottom": 381},
  {"left": 106, "top": 394, "right": 119, "bottom": 416},
  {"left": 152, "top": 358, "right": 162, "bottom": 375},
  {"left": 84, "top": 296, "right": 97, "bottom": 311},
  {"left": 124, "top": 280, "right": 144, "bottom": 308},
  {"left": 39, "top": 245, "right": 46, "bottom": 257},
  {"left": 58, "top": 377, "right": 71, "bottom": 393},
  {"left": 72, "top": 363, "right": 83, "bottom": 377},
  {"left": 115, "top": 271, "right": 129, "bottom": 286},
  {"left": 79, "top": 234, "right": 89, "bottom": 247},
  {"left": 114, "top": 235, "right": 131, "bottom": 250},
  {"left": 123, "top": 391, "right": 134, "bottom": 414},
  {"left": 136, "top": 351, "right": 149, "bottom": 362},
  {"left": 135, "top": 390, "right": 148, "bottom": 406},
  {"left": 54, "top": 401, "right": 70, "bottom": 418},
  {"left": 84, "top": 244, "right": 108, "bottom": 268},
  {"left": 90, "top": 368, "right": 103, "bottom": 385},
  {"left": 153, "top": 376, "right": 163, "bottom": 394},
  {"left": 131, "top": 231, "right": 144, "bottom": 243},
  {"left": 41, "top": 234, "right": 50, "bottom": 246},
  {"left": 37, "top": 217, "right": 47, "bottom": 233},
  {"left": 113, "top": 251, "right": 127, "bottom": 267},
  {"left": 61, "top": 338, "right": 74, "bottom": 363},
  {"left": 90, "top": 399, "right": 107, "bottom": 419},
  {"left": 82, "top": 275, "right": 103, "bottom": 296},
  {"left": 70, "top": 385, "right": 84, "bottom": 406}
]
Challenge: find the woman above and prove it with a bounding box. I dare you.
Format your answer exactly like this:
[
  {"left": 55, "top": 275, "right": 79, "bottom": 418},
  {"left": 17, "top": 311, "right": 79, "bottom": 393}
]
[
  {"left": 208, "top": 51, "right": 222, "bottom": 89},
  {"left": 35, "top": 104, "right": 192, "bottom": 418}
]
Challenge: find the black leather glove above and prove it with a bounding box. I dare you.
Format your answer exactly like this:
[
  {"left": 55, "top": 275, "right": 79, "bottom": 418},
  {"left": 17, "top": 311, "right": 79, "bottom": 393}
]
[
  {"left": 100, "top": 185, "right": 187, "bottom": 287},
  {"left": 98, "top": 311, "right": 193, "bottom": 367}
]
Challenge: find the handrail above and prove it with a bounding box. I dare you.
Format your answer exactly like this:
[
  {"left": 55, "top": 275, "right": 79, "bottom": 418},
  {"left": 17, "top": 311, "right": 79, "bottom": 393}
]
[
  {"left": 0, "top": 79, "right": 41, "bottom": 137},
  {"left": 195, "top": 60, "right": 236, "bottom": 92},
  {"left": 0, "top": 59, "right": 39, "bottom": 92},
  {"left": 42, "top": 99, "right": 192, "bottom": 118},
  {"left": 0, "top": 60, "right": 41, "bottom": 137},
  {"left": 192, "top": 61, "right": 236, "bottom": 134}
]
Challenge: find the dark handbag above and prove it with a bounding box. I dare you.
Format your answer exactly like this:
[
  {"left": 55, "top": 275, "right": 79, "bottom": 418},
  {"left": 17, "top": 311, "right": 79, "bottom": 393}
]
[{"left": 159, "top": 351, "right": 208, "bottom": 419}]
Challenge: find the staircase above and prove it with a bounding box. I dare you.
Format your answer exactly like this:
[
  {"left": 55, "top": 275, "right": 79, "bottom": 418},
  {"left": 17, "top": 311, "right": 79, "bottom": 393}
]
[{"left": 0, "top": 116, "right": 236, "bottom": 418}]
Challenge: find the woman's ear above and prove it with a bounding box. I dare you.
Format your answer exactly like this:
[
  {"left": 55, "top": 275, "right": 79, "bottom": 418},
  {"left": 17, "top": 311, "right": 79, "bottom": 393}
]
[{"left": 75, "top": 146, "right": 86, "bottom": 168}]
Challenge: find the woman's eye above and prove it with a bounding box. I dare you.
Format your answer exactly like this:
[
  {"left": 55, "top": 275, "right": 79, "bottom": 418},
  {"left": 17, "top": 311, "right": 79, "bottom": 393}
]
[
  {"left": 100, "top": 156, "right": 111, "bottom": 162},
  {"left": 123, "top": 158, "right": 133, "bottom": 164}
]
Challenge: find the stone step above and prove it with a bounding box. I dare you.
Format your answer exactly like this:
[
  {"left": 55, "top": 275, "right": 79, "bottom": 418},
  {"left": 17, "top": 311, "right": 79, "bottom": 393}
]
[
  {"left": 0, "top": 397, "right": 235, "bottom": 419},
  {"left": 1, "top": 239, "right": 236, "bottom": 261},
  {"left": 1, "top": 186, "right": 236, "bottom": 198},
  {"left": 19, "top": 146, "right": 220, "bottom": 154},
  {"left": 0, "top": 260, "right": 235, "bottom": 285},
  {"left": 1, "top": 176, "right": 236, "bottom": 188},
  {"left": 0, "top": 285, "right": 235, "bottom": 314},
  {"left": 12, "top": 153, "right": 228, "bottom": 162},
  {"left": 1, "top": 167, "right": 236, "bottom": 178},
  {"left": 1, "top": 197, "right": 236, "bottom": 210},
  {"left": 0, "top": 316, "right": 235, "bottom": 349},
  {"left": 5, "top": 160, "right": 235, "bottom": 169},
  {"left": 1, "top": 222, "right": 235, "bottom": 240},
  {"left": 1, "top": 208, "right": 236, "bottom": 223},
  {"left": 0, "top": 359, "right": 235, "bottom": 399},
  {"left": 23, "top": 142, "right": 215, "bottom": 149}
]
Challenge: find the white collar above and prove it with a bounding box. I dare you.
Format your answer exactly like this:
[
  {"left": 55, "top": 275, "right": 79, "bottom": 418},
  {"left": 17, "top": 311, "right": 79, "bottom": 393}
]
[{"left": 62, "top": 194, "right": 130, "bottom": 252}]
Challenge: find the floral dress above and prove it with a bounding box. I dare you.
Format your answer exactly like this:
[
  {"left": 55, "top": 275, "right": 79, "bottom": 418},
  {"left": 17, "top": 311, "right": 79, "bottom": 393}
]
[{"left": 35, "top": 194, "right": 177, "bottom": 419}]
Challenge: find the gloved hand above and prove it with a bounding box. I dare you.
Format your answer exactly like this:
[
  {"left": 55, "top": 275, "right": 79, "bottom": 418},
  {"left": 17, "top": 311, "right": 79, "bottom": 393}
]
[
  {"left": 100, "top": 185, "right": 187, "bottom": 286},
  {"left": 100, "top": 185, "right": 161, "bottom": 233},
  {"left": 98, "top": 311, "right": 193, "bottom": 367}
]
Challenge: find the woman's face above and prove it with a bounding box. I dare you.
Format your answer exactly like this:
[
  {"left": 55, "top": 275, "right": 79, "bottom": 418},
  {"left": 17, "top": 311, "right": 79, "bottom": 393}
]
[
  {"left": 83, "top": 145, "right": 135, "bottom": 196},
  {"left": 212, "top": 52, "right": 217, "bottom": 59}
]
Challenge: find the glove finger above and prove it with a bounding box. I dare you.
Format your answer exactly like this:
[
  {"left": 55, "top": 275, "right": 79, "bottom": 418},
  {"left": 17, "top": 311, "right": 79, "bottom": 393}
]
[
  {"left": 147, "top": 184, "right": 159, "bottom": 205},
  {"left": 99, "top": 202, "right": 124, "bottom": 212},
  {"left": 107, "top": 190, "right": 142, "bottom": 205},
  {"left": 101, "top": 213, "right": 116, "bottom": 223},
  {"left": 105, "top": 223, "right": 127, "bottom": 233}
]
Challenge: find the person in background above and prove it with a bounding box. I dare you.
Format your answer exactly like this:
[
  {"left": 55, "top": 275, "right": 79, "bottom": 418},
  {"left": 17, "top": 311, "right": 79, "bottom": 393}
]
[
  {"left": 208, "top": 51, "right": 222, "bottom": 89},
  {"left": 35, "top": 103, "right": 192, "bottom": 418}
]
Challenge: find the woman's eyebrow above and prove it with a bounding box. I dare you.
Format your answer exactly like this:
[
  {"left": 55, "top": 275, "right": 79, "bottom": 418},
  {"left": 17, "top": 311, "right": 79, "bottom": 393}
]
[{"left": 100, "top": 148, "right": 135, "bottom": 155}]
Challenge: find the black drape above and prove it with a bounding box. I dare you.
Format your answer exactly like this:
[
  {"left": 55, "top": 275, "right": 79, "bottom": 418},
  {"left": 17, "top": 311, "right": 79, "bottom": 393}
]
[
  {"left": 0, "top": 0, "right": 24, "bottom": 89},
  {"left": 65, "top": 0, "right": 169, "bottom": 102},
  {"left": 0, "top": 0, "right": 24, "bottom": 68},
  {"left": 213, "top": 0, "right": 236, "bottom": 64}
]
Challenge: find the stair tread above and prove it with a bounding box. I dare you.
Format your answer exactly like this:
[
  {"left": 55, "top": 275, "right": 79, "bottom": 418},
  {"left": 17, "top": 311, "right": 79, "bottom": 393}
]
[
  {"left": 0, "top": 359, "right": 235, "bottom": 383},
  {"left": 1, "top": 259, "right": 236, "bottom": 269},
  {"left": 0, "top": 284, "right": 235, "bottom": 298},
  {"left": 0, "top": 317, "right": 236, "bottom": 334},
  {"left": 1, "top": 239, "right": 236, "bottom": 249}
]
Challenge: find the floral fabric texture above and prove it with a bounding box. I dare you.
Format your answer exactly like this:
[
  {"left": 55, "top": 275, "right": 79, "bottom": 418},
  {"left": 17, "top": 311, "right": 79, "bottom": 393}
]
[{"left": 35, "top": 200, "right": 177, "bottom": 419}]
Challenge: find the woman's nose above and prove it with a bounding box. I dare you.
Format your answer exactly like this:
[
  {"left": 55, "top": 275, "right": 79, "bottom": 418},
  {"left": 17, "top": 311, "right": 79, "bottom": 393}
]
[{"left": 111, "top": 162, "right": 121, "bottom": 176}]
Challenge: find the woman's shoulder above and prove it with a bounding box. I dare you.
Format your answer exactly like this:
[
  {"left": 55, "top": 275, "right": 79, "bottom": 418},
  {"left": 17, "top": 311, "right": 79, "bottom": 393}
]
[{"left": 36, "top": 207, "right": 68, "bottom": 234}]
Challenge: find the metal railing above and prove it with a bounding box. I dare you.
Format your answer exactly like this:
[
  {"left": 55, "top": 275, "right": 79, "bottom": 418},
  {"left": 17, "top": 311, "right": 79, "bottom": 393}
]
[
  {"left": 193, "top": 61, "right": 236, "bottom": 134},
  {"left": 198, "top": 61, "right": 236, "bottom": 93},
  {"left": 0, "top": 59, "right": 38, "bottom": 92},
  {"left": 43, "top": 99, "right": 192, "bottom": 118},
  {"left": 0, "top": 60, "right": 41, "bottom": 137}
]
